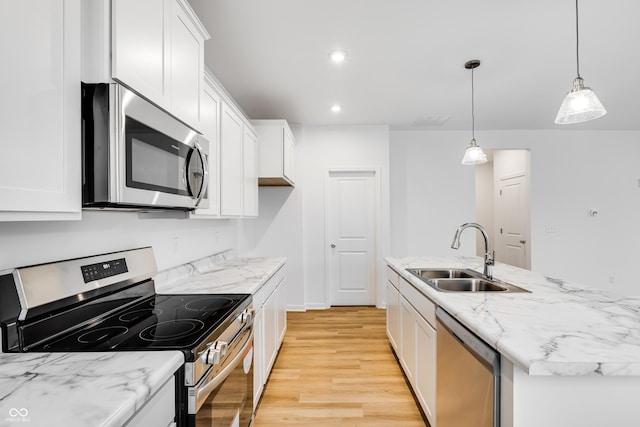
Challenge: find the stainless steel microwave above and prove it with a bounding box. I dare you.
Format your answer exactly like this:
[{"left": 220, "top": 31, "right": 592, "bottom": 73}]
[{"left": 82, "top": 83, "right": 209, "bottom": 211}]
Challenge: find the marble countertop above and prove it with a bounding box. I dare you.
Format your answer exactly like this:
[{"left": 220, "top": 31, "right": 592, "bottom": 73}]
[
  {"left": 155, "top": 254, "right": 286, "bottom": 295},
  {"left": 0, "top": 351, "right": 183, "bottom": 427},
  {"left": 386, "top": 256, "right": 640, "bottom": 377}
]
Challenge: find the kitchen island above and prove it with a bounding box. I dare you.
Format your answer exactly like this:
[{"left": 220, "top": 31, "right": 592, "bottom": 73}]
[{"left": 386, "top": 256, "right": 640, "bottom": 427}]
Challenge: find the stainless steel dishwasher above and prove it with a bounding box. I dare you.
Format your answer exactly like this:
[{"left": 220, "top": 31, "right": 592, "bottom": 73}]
[{"left": 436, "top": 307, "right": 500, "bottom": 427}]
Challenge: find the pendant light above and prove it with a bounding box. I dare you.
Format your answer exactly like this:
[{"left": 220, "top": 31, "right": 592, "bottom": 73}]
[
  {"left": 555, "top": 0, "right": 606, "bottom": 124},
  {"left": 461, "top": 60, "right": 487, "bottom": 166}
]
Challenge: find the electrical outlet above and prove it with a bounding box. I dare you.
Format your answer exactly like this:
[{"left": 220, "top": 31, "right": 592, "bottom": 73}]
[
  {"left": 609, "top": 275, "right": 615, "bottom": 285},
  {"left": 545, "top": 225, "right": 556, "bottom": 234}
]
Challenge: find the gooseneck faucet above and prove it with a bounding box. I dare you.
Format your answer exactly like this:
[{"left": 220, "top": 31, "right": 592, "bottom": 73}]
[{"left": 451, "top": 222, "right": 494, "bottom": 279}]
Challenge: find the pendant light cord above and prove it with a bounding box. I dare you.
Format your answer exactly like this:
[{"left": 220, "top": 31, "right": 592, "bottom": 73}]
[
  {"left": 471, "top": 67, "right": 475, "bottom": 140},
  {"left": 575, "top": 0, "right": 580, "bottom": 77}
]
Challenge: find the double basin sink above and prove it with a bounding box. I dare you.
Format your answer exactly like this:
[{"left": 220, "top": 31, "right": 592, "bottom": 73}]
[{"left": 406, "top": 268, "right": 529, "bottom": 293}]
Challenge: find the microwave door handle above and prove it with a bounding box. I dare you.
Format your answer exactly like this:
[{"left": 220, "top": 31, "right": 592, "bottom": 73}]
[{"left": 189, "top": 142, "right": 208, "bottom": 206}]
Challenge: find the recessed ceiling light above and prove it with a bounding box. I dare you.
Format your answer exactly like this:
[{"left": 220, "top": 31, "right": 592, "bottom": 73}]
[
  {"left": 329, "top": 50, "right": 347, "bottom": 63},
  {"left": 331, "top": 104, "right": 342, "bottom": 113}
]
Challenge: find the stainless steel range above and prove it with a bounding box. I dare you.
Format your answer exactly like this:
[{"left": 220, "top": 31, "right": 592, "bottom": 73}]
[{"left": 0, "top": 247, "right": 254, "bottom": 427}]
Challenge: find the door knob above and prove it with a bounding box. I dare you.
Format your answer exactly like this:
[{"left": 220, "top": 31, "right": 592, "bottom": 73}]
[{"left": 331, "top": 244, "right": 336, "bottom": 248}]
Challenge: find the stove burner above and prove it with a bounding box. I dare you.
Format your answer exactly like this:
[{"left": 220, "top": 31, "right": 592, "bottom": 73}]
[
  {"left": 118, "top": 308, "right": 162, "bottom": 323},
  {"left": 77, "top": 326, "right": 128, "bottom": 344},
  {"left": 185, "top": 297, "right": 234, "bottom": 313},
  {"left": 139, "top": 319, "right": 205, "bottom": 342}
]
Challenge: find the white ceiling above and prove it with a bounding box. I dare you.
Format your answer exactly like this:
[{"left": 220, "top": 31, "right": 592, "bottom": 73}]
[{"left": 188, "top": 0, "right": 640, "bottom": 130}]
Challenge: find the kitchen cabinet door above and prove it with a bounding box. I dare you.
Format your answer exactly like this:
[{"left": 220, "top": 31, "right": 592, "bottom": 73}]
[
  {"left": 169, "top": 0, "right": 206, "bottom": 130},
  {"left": 283, "top": 127, "right": 296, "bottom": 184},
  {"left": 242, "top": 125, "right": 259, "bottom": 217},
  {"left": 415, "top": 312, "right": 436, "bottom": 426},
  {"left": 263, "top": 288, "right": 278, "bottom": 375},
  {"left": 220, "top": 104, "right": 243, "bottom": 216},
  {"left": 386, "top": 280, "right": 400, "bottom": 352},
  {"left": 400, "top": 296, "right": 416, "bottom": 385},
  {"left": 276, "top": 278, "right": 287, "bottom": 347},
  {"left": 0, "top": 0, "right": 81, "bottom": 221},
  {"left": 191, "top": 73, "right": 221, "bottom": 217},
  {"left": 252, "top": 303, "right": 264, "bottom": 410},
  {"left": 112, "top": 0, "right": 170, "bottom": 110}
]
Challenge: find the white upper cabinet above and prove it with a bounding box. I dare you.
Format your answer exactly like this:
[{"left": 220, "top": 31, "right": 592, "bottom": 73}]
[
  {"left": 191, "top": 72, "right": 221, "bottom": 218},
  {"left": 242, "top": 125, "right": 259, "bottom": 217},
  {"left": 220, "top": 104, "right": 244, "bottom": 217},
  {"left": 85, "top": 0, "right": 209, "bottom": 131},
  {"left": 252, "top": 120, "right": 296, "bottom": 186},
  {"left": 0, "top": 0, "right": 81, "bottom": 221},
  {"left": 111, "top": 0, "right": 170, "bottom": 109},
  {"left": 169, "top": 0, "right": 206, "bottom": 129}
]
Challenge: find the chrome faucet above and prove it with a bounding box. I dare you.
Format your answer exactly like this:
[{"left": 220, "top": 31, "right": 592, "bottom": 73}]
[{"left": 451, "top": 222, "right": 494, "bottom": 279}]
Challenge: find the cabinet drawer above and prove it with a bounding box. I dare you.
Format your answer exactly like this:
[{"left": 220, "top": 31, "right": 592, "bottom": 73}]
[
  {"left": 386, "top": 266, "right": 399, "bottom": 289},
  {"left": 254, "top": 265, "right": 285, "bottom": 309},
  {"left": 400, "top": 277, "right": 436, "bottom": 328}
]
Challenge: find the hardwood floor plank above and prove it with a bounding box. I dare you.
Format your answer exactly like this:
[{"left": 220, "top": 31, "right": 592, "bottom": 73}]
[{"left": 253, "top": 306, "right": 427, "bottom": 426}]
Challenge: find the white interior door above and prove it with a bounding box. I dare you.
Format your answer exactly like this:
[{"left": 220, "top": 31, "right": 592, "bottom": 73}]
[
  {"left": 496, "top": 174, "right": 530, "bottom": 269},
  {"left": 327, "top": 171, "right": 376, "bottom": 306}
]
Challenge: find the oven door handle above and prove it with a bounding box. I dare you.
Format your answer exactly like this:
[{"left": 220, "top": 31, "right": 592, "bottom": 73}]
[{"left": 194, "top": 326, "right": 254, "bottom": 413}]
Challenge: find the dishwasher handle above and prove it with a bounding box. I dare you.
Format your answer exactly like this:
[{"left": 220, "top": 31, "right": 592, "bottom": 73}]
[{"left": 436, "top": 307, "right": 500, "bottom": 375}]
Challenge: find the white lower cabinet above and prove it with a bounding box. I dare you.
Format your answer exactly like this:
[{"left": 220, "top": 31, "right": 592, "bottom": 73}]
[
  {"left": 414, "top": 307, "right": 436, "bottom": 424},
  {"left": 252, "top": 264, "right": 287, "bottom": 410},
  {"left": 252, "top": 302, "right": 265, "bottom": 410},
  {"left": 386, "top": 268, "right": 400, "bottom": 352},
  {"left": 388, "top": 267, "right": 436, "bottom": 427},
  {"left": 123, "top": 375, "right": 175, "bottom": 427}
]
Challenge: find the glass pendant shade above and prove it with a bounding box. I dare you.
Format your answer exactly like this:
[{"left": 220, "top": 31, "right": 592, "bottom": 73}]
[
  {"left": 461, "top": 139, "right": 487, "bottom": 165},
  {"left": 555, "top": 76, "right": 607, "bottom": 124}
]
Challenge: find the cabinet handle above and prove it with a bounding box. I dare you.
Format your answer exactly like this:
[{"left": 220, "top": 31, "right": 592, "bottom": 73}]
[
  {"left": 519, "top": 240, "right": 526, "bottom": 244},
  {"left": 330, "top": 244, "right": 336, "bottom": 248}
]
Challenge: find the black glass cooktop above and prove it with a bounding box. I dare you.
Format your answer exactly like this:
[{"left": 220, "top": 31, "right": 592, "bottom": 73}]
[{"left": 29, "top": 294, "right": 249, "bottom": 352}]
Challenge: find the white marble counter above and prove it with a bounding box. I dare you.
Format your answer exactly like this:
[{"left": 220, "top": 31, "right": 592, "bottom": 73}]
[
  {"left": 386, "top": 256, "right": 640, "bottom": 377},
  {"left": 155, "top": 253, "right": 286, "bottom": 295},
  {"left": 0, "top": 351, "right": 183, "bottom": 427}
]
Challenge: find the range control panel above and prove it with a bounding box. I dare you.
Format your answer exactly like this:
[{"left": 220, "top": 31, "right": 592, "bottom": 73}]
[{"left": 81, "top": 258, "right": 128, "bottom": 283}]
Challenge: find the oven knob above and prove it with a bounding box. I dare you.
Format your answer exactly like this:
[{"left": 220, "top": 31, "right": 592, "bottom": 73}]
[
  {"left": 240, "top": 308, "right": 255, "bottom": 323},
  {"left": 214, "top": 341, "right": 228, "bottom": 357},
  {"left": 205, "top": 348, "right": 220, "bottom": 365}
]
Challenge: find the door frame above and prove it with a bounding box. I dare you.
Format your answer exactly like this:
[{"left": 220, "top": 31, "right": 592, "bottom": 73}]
[{"left": 324, "top": 167, "right": 381, "bottom": 307}]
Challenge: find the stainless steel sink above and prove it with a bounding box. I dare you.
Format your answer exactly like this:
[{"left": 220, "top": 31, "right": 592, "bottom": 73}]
[
  {"left": 406, "top": 268, "right": 478, "bottom": 280},
  {"left": 430, "top": 278, "right": 507, "bottom": 292},
  {"left": 406, "top": 268, "right": 529, "bottom": 293}
]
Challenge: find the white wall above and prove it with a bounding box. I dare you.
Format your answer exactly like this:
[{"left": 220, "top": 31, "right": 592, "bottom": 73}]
[
  {"left": 237, "top": 124, "right": 305, "bottom": 311},
  {"left": 390, "top": 129, "right": 640, "bottom": 297},
  {"left": 0, "top": 211, "right": 238, "bottom": 273},
  {"left": 300, "top": 125, "right": 391, "bottom": 309}
]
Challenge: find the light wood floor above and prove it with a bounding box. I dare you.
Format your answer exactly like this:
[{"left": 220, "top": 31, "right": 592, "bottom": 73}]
[{"left": 253, "top": 306, "right": 428, "bottom": 426}]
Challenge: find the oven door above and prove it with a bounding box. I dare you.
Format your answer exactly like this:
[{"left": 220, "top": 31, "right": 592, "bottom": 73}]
[{"left": 188, "top": 324, "right": 254, "bottom": 427}]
